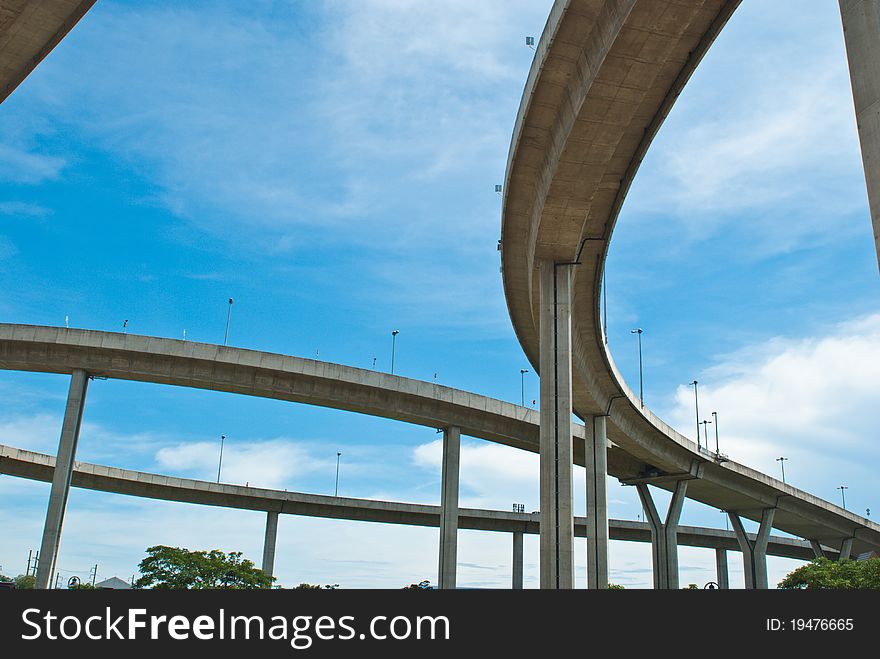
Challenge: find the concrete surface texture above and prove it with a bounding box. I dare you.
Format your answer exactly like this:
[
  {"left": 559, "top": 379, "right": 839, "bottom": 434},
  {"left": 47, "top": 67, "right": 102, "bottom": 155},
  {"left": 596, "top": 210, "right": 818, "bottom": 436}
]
[{"left": 0, "top": 0, "right": 96, "bottom": 103}]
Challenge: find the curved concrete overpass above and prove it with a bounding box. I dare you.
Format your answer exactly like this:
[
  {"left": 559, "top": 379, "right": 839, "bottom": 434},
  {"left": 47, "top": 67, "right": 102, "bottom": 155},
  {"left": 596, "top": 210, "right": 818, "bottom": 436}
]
[
  {"left": 0, "top": 323, "right": 877, "bottom": 557},
  {"left": 0, "top": 443, "right": 827, "bottom": 571},
  {"left": 500, "top": 0, "right": 880, "bottom": 585}
]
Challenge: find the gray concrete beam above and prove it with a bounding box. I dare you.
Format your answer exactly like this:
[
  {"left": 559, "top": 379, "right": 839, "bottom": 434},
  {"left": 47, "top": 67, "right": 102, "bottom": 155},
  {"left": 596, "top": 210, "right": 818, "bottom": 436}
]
[
  {"left": 839, "top": 537, "right": 854, "bottom": 561},
  {"left": 715, "top": 548, "right": 729, "bottom": 590},
  {"left": 438, "top": 426, "right": 460, "bottom": 589},
  {"left": 512, "top": 531, "right": 524, "bottom": 590},
  {"left": 585, "top": 415, "right": 609, "bottom": 589},
  {"left": 636, "top": 480, "right": 688, "bottom": 589},
  {"left": 35, "top": 369, "right": 88, "bottom": 589},
  {"left": 729, "top": 508, "right": 776, "bottom": 589},
  {"left": 840, "top": 0, "right": 880, "bottom": 271},
  {"left": 539, "top": 261, "right": 575, "bottom": 589},
  {"left": 261, "top": 510, "right": 279, "bottom": 579}
]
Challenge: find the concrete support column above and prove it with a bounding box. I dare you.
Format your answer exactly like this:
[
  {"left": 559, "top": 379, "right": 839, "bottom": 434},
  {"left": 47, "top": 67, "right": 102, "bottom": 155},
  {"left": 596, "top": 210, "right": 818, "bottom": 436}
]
[
  {"left": 538, "top": 260, "right": 575, "bottom": 589},
  {"left": 715, "top": 548, "right": 729, "bottom": 590},
  {"left": 636, "top": 480, "right": 688, "bottom": 589},
  {"left": 839, "top": 537, "right": 854, "bottom": 561},
  {"left": 512, "top": 531, "right": 524, "bottom": 589},
  {"left": 728, "top": 508, "right": 776, "bottom": 589},
  {"left": 585, "top": 415, "right": 609, "bottom": 589},
  {"left": 35, "top": 369, "right": 89, "bottom": 589},
  {"left": 810, "top": 540, "right": 826, "bottom": 559},
  {"left": 261, "top": 511, "right": 279, "bottom": 578},
  {"left": 840, "top": 0, "right": 880, "bottom": 271},
  {"left": 438, "top": 425, "right": 460, "bottom": 590}
]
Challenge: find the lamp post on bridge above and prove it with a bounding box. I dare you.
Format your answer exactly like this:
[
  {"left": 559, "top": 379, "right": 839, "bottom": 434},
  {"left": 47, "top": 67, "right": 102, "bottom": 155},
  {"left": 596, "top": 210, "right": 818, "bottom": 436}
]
[
  {"left": 631, "top": 329, "right": 643, "bottom": 407},
  {"left": 700, "top": 419, "right": 712, "bottom": 449},
  {"left": 217, "top": 435, "right": 226, "bottom": 483},
  {"left": 777, "top": 457, "right": 788, "bottom": 485},
  {"left": 391, "top": 330, "right": 400, "bottom": 375},
  {"left": 689, "top": 381, "right": 700, "bottom": 449},
  {"left": 519, "top": 369, "right": 529, "bottom": 407},
  {"left": 838, "top": 485, "right": 848, "bottom": 510},
  {"left": 711, "top": 411, "right": 720, "bottom": 456}
]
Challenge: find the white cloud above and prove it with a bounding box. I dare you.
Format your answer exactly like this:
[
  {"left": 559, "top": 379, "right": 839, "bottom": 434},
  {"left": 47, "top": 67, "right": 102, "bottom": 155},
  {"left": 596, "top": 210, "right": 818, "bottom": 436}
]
[
  {"left": 663, "top": 312, "right": 880, "bottom": 498},
  {"left": 0, "top": 144, "right": 66, "bottom": 184},
  {"left": 155, "top": 439, "right": 333, "bottom": 490}
]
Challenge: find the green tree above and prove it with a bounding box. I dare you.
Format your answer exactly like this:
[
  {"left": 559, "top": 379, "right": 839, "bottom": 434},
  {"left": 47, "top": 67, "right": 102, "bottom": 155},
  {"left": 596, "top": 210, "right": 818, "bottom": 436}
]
[
  {"left": 294, "top": 583, "right": 339, "bottom": 589},
  {"left": 134, "top": 546, "right": 274, "bottom": 590},
  {"left": 14, "top": 574, "right": 35, "bottom": 589},
  {"left": 778, "top": 557, "right": 880, "bottom": 590}
]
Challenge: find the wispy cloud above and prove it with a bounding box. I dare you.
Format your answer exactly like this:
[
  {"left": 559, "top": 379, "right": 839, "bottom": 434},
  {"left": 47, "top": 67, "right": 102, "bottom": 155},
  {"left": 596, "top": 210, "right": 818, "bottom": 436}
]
[{"left": 0, "top": 144, "right": 66, "bottom": 185}]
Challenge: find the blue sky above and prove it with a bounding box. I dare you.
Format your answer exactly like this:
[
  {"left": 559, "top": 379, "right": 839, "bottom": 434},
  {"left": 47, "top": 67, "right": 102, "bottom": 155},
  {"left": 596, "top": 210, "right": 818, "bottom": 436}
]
[{"left": 1, "top": 0, "right": 878, "bottom": 589}]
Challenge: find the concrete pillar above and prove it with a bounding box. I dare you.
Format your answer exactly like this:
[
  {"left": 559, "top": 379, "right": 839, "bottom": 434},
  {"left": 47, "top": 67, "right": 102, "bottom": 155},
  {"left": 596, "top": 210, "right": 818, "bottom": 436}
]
[
  {"left": 715, "top": 548, "right": 729, "bottom": 589},
  {"left": 810, "top": 540, "right": 826, "bottom": 559},
  {"left": 538, "top": 260, "right": 575, "bottom": 589},
  {"left": 840, "top": 0, "right": 880, "bottom": 271},
  {"left": 839, "top": 537, "right": 854, "bottom": 561},
  {"left": 728, "top": 508, "right": 776, "bottom": 589},
  {"left": 585, "top": 415, "right": 609, "bottom": 589},
  {"left": 261, "top": 511, "right": 279, "bottom": 578},
  {"left": 438, "top": 425, "right": 460, "bottom": 589},
  {"left": 512, "top": 531, "right": 524, "bottom": 589},
  {"left": 35, "top": 369, "right": 89, "bottom": 589},
  {"left": 636, "top": 480, "right": 688, "bottom": 589}
]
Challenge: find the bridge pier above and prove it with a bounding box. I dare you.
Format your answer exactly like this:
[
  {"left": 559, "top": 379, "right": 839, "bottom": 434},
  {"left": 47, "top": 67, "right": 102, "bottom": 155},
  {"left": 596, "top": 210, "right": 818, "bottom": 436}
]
[
  {"left": 728, "top": 508, "right": 776, "bottom": 589},
  {"left": 438, "top": 425, "right": 460, "bottom": 589},
  {"left": 715, "top": 548, "right": 729, "bottom": 589},
  {"left": 262, "top": 511, "right": 279, "bottom": 579},
  {"left": 636, "top": 481, "right": 688, "bottom": 589},
  {"left": 512, "top": 531, "right": 524, "bottom": 589},
  {"left": 585, "top": 415, "right": 609, "bottom": 589},
  {"left": 840, "top": 0, "right": 880, "bottom": 271},
  {"left": 538, "top": 260, "right": 575, "bottom": 589},
  {"left": 839, "top": 537, "right": 854, "bottom": 561},
  {"left": 35, "top": 369, "right": 89, "bottom": 589}
]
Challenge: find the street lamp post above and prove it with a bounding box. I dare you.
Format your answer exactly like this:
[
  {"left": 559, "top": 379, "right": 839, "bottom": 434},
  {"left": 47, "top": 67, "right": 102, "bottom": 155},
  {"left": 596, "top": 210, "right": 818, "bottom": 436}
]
[
  {"left": 224, "top": 298, "right": 234, "bottom": 346},
  {"left": 776, "top": 457, "right": 788, "bottom": 484},
  {"left": 838, "top": 486, "right": 848, "bottom": 509},
  {"left": 631, "top": 329, "right": 643, "bottom": 407},
  {"left": 520, "top": 369, "right": 529, "bottom": 407},
  {"left": 217, "top": 435, "right": 226, "bottom": 483},
  {"left": 689, "top": 381, "right": 700, "bottom": 449},
  {"left": 335, "top": 452, "right": 342, "bottom": 497},
  {"left": 700, "top": 419, "right": 712, "bottom": 449},
  {"left": 391, "top": 330, "right": 400, "bottom": 375},
  {"left": 711, "top": 411, "right": 720, "bottom": 456}
]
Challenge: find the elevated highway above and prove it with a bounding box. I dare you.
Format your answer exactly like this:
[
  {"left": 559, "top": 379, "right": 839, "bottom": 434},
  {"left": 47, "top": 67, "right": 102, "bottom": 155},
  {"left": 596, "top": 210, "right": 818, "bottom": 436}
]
[{"left": 500, "top": 0, "right": 880, "bottom": 587}]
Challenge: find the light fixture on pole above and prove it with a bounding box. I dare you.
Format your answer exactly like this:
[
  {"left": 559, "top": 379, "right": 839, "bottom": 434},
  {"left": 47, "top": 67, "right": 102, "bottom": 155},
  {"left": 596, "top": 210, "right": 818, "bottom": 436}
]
[
  {"left": 837, "top": 485, "right": 848, "bottom": 509},
  {"left": 123, "top": 319, "right": 128, "bottom": 334},
  {"left": 776, "top": 457, "right": 788, "bottom": 484},
  {"left": 689, "top": 381, "right": 700, "bottom": 449},
  {"left": 631, "top": 329, "right": 643, "bottom": 407},
  {"left": 495, "top": 184, "right": 503, "bottom": 194},
  {"left": 390, "top": 330, "right": 400, "bottom": 374},
  {"left": 217, "top": 435, "right": 226, "bottom": 483},
  {"left": 224, "top": 298, "right": 234, "bottom": 346},
  {"left": 525, "top": 36, "right": 535, "bottom": 50},
  {"left": 520, "top": 368, "right": 529, "bottom": 407},
  {"left": 700, "top": 419, "right": 712, "bottom": 448},
  {"left": 711, "top": 411, "right": 720, "bottom": 456},
  {"left": 335, "top": 452, "right": 342, "bottom": 497}
]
